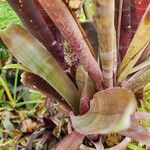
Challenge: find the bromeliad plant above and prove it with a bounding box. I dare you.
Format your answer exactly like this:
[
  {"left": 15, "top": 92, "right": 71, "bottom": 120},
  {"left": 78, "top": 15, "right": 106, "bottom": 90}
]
[{"left": 0, "top": 0, "right": 150, "bottom": 149}]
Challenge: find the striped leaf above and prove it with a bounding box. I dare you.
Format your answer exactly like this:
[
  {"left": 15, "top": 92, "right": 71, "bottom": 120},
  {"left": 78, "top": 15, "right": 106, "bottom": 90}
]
[
  {"left": 7, "top": 0, "right": 67, "bottom": 68},
  {"left": 38, "top": 0, "right": 103, "bottom": 90},
  {"left": 0, "top": 24, "right": 80, "bottom": 112},
  {"left": 122, "top": 67, "right": 150, "bottom": 93},
  {"left": 21, "top": 72, "right": 72, "bottom": 111},
  {"left": 118, "top": 4, "right": 150, "bottom": 83}
]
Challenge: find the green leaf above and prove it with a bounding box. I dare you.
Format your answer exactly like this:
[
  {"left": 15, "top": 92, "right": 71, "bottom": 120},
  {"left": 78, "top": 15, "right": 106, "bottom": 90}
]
[
  {"left": 1, "top": 111, "right": 15, "bottom": 131},
  {"left": 70, "top": 88, "right": 137, "bottom": 134},
  {"left": 0, "top": 24, "right": 80, "bottom": 112},
  {"left": 0, "top": 88, "right": 4, "bottom": 99}
]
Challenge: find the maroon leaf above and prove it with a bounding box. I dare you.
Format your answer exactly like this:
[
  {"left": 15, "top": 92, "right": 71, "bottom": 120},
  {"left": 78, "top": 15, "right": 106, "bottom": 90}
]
[
  {"left": 55, "top": 131, "right": 84, "bottom": 150},
  {"left": 119, "top": 0, "right": 132, "bottom": 60},
  {"left": 7, "top": 0, "right": 67, "bottom": 69},
  {"left": 38, "top": 0, "right": 103, "bottom": 90},
  {"left": 33, "top": 0, "right": 67, "bottom": 69},
  {"left": 117, "top": 0, "right": 149, "bottom": 60},
  {"left": 79, "top": 87, "right": 90, "bottom": 115},
  {"left": 131, "top": 0, "right": 150, "bottom": 35}
]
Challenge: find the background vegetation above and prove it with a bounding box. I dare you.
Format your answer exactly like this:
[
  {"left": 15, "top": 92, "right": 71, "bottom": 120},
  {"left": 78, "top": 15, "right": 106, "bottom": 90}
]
[{"left": 0, "top": 1, "right": 150, "bottom": 149}]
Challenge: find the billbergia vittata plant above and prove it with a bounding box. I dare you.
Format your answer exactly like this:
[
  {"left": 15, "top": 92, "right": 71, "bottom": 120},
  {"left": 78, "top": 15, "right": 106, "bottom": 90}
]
[{"left": 0, "top": 0, "right": 150, "bottom": 149}]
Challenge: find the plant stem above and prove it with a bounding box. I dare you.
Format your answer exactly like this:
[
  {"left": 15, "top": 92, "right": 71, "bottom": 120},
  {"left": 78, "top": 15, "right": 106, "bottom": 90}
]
[
  {"left": 13, "top": 65, "right": 19, "bottom": 101},
  {"left": 0, "top": 76, "right": 16, "bottom": 107},
  {"left": 93, "top": 0, "right": 117, "bottom": 88}
]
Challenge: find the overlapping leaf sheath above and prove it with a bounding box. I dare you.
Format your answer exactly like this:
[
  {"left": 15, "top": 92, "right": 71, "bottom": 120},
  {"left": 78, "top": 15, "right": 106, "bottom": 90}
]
[
  {"left": 33, "top": 0, "right": 67, "bottom": 69},
  {"left": 76, "top": 65, "right": 95, "bottom": 115},
  {"left": 93, "top": 0, "right": 117, "bottom": 88},
  {"left": 7, "top": 0, "right": 67, "bottom": 69},
  {"left": 38, "top": 0, "right": 103, "bottom": 90},
  {"left": 0, "top": 24, "right": 80, "bottom": 112},
  {"left": 118, "top": 4, "right": 150, "bottom": 83}
]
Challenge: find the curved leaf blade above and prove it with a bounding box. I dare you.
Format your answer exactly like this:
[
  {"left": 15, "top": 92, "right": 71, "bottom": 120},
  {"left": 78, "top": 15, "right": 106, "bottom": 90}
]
[
  {"left": 70, "top": 88, "right": 137, "bottom": 134},
  {"left": 0, "top": 24, "right": 80, "bottom": 112},
  {"left": 21, "top": 72, "right": 72, "bottom": 111}
]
